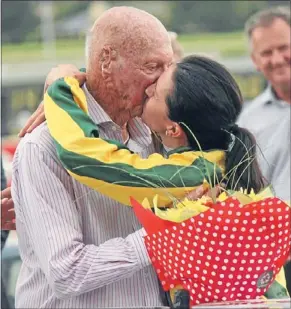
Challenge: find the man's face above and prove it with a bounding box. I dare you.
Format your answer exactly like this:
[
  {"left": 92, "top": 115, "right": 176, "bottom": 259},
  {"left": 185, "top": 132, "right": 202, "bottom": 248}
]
[
  {"left": 113, "top": 43, "right": 174, "bottom": 118},
  {"left": 250, "top": 18, "right": 291, "bottom": 90}
]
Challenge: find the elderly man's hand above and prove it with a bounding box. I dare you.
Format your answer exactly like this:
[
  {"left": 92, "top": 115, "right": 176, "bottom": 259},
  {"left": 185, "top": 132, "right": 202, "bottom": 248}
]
[
  {"left": 1, "top": 187, "right": 16, "bottom": 230},
  {"left": 18, "top": 64, "right": 87, "bottom": 138}
]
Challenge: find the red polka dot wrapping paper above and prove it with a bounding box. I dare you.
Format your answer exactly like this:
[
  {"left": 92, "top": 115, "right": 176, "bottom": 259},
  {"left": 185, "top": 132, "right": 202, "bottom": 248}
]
[{"left": 131, "top": 196, "right": 291, "bottom": 306}]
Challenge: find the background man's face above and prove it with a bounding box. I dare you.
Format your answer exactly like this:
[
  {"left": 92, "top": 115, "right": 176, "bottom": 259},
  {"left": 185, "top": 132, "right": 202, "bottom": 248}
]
[{"left": 251, "top": 18, "right": 291, "bottom": 90}]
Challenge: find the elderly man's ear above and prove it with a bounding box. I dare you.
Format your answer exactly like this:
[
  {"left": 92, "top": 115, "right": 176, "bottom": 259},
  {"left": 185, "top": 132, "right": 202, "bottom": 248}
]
[{"left": 100, "top": 46, "right": 117, "bottom": 79}]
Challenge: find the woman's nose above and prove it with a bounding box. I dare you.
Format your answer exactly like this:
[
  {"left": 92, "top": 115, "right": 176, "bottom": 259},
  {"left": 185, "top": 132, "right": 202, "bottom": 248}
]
[{"left": 145, "top": 83, "right": 156, "bottom": 97}]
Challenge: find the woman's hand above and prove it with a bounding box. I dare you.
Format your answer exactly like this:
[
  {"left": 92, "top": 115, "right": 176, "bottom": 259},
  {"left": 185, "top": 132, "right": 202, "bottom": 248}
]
[
  {"left": 1, "top": 187, "right": 15, "bottom": 230},
  {"left": 18, "top": 64, "right": 87, "bottom": 137},
  {"left": 43, "top": 64, "right": 86, "bottom": 93}
]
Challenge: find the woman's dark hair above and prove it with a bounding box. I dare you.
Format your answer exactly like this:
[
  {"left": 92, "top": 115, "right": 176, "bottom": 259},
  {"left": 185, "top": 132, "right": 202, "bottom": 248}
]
[{"left": 166, "top": 55, "right": 265, "bottom": 193}]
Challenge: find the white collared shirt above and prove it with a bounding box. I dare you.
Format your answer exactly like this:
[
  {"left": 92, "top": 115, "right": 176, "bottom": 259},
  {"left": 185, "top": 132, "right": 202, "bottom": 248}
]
[{"left": 238, "top": 86, "right": 290, "bottom": 200}]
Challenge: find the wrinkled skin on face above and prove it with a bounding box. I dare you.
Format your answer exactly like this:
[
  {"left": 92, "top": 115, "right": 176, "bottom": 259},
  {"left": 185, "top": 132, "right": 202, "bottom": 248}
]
[
  {"left": 86, "top": 7, "right": 174, "bottom": 125},
  {"left": 111, "top": 43, "right": 174, "bottom": 119}
]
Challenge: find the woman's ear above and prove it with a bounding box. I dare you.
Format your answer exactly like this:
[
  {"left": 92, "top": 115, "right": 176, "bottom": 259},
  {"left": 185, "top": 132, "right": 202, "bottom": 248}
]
[{"left": 165, "top": 122, "right": 184, "bottom": 138}]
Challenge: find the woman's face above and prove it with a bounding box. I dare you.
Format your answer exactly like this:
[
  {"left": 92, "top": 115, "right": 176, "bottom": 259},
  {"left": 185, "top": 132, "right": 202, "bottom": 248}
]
[{"left": 141, "top": 65, "right": 176, "bottom": 134}]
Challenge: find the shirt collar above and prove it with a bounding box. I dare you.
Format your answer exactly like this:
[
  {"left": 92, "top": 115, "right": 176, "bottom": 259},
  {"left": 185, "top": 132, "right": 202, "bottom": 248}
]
[
  {"left": 82, "top": 83, "right": 112, "bottom": 125},
  {"left": 263, "top": 85, "right": 289, "bottom": 107}
]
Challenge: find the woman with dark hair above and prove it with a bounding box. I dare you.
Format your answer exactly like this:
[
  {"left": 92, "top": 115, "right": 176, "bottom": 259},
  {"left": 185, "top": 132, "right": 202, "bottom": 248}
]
[
  {"left": 141, "top": 55, "right": 265, "bottom": 193},
  {"left": 44, "top": 55, "right": 265, "bottom": 207},
  {"left": 42, "top": 55, "right": 289, "bottom": 305}
]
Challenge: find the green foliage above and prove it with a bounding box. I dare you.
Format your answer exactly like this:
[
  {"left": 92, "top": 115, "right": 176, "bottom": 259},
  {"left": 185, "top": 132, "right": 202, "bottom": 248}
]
[
  {"left": 53, "top": 1, "right": 91, "bottom": 21},
  {"left": 2, "top": 1, "right": 40, "bottom": 44},
  {"left": 170, "top": 1, "right": 268, "bottom": 33}
]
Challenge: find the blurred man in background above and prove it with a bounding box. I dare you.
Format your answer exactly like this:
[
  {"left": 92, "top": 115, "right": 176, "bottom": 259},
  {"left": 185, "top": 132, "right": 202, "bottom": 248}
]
[
  {"left": 238, "top": 6, "right": 290, "bottom": 294},
  {"left": 238, "top": 6, "right": 290, "bottom": 200}
]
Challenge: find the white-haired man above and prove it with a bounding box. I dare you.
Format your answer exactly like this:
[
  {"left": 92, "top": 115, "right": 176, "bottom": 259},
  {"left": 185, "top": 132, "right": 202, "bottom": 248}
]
[{"left": 11, "top": 7, "right": 174, "bottom": 308}]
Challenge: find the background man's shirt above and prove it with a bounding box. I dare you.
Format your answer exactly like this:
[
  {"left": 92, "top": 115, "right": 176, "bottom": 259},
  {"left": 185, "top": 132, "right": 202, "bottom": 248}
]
[{"left": 238, "top": 86, "right": 290, "bottom": 201}]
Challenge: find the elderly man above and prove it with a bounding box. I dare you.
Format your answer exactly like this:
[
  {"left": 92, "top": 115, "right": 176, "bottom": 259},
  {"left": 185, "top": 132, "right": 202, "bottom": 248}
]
[
  {"left": 11, "top": 7, "right": 174, "bottom": 308},
  {"left": 238, "top": 6, "right": 291, "bottom": 294}
]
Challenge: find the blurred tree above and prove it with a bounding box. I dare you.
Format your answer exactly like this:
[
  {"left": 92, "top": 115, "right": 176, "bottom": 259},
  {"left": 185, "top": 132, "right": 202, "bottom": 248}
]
[
  {"left": 2, "top": 1, "right": 40, "bottom": 44},
  {"left": 267, "top": 0, "right": 290, "bottom": 6},
  {"left": 169, "top": 1, "right": 268, "bottom": 33},
  {"left": 53, "top": 1, "right": 91, "bottom": 21}
]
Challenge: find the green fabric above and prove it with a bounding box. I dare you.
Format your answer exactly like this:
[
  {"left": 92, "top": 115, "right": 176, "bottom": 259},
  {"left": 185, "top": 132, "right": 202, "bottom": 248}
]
[
  {"left": 264, "top": 280, "right": 289, "bottom": 299},
  {"left": 54, "top": 138, "right": 223, "bottom": 188}
]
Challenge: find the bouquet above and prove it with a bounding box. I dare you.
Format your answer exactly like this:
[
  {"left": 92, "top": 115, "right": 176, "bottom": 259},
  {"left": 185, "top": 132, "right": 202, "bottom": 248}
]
[{"left": 130, "top": 187, "right": 291, "bottom": 307}]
